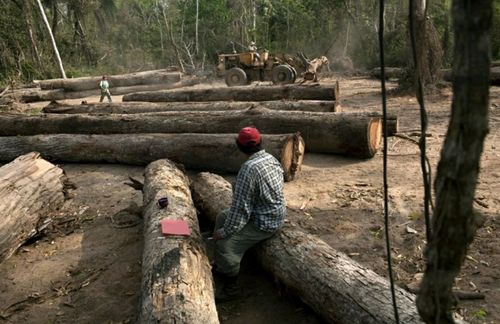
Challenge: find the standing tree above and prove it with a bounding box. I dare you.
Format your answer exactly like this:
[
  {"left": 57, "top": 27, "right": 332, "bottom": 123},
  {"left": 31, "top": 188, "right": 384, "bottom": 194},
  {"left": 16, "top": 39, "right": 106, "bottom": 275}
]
[
  {"left": 407, "top": 0, "right": 443, "bottom": 88},
  {"left": 36, "top": 0, "right": 66, "bottom": 78},
  {"left": 416, "top": 0, "right": 492, "bottom": 323}
]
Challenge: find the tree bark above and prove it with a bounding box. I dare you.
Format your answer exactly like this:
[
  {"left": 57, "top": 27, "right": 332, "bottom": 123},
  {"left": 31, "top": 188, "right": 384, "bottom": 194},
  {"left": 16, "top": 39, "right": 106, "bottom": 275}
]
[
  {"left": 42, "top": 100, "right": 340, "bottom": 114},
  {"left": 190, "top": 172, "right": 423, "bottom": 324},
  {"left": 0, "top": 152, "right": 66, "bottom": 262},
  {"left": 20, "top": 79, "right": 197, "bottom": 103},
  {"left": 0, "top": 108, "right": 379, "bottom": 157},
  {"left": 123, "top": 83, "right": 340, "bottom": 102},
  {"left": 409, "top": 0, "right": 443, "bottom": 87},
  {"left": 416, "top": 1, "right": 492, "bottom": 323},
  {"left": 34, "top": 70, "right": 182, "bottom": 92},
  {"left": 140, "top": 159, "right": 218, "bottom": 323},
  {"left": 0, "top": 133, "right": 304, "bottom": 181},
  {"left": 36, "top": 0, "right": 66, "bottom": 79}
]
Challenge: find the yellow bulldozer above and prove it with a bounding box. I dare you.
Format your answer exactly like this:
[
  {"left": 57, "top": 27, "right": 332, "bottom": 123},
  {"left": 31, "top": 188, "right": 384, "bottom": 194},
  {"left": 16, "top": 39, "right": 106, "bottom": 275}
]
[{"left": 216, "top": 50, "right": 297, "bottom": 87}]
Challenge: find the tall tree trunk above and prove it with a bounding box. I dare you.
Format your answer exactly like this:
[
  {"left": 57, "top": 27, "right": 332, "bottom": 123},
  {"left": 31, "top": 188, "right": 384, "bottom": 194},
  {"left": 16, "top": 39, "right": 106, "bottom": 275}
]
[
  {"left": 23, "top": 2, "right": 42, "bottom": 68},
  {"left": 416, "top": 1, "right": 492, "bottom": 323},
  {"left": 36, "top": 0, "right": 66, "bottom": 79},
  {"left": 408, "top": 0, "right": 443, "bottom": 87}
]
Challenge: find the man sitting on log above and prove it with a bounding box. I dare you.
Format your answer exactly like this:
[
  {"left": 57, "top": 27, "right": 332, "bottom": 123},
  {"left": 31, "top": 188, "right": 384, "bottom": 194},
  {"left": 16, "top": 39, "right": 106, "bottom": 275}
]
[{"left": 212, "top": 127, "right": 286, "bottom": 302}]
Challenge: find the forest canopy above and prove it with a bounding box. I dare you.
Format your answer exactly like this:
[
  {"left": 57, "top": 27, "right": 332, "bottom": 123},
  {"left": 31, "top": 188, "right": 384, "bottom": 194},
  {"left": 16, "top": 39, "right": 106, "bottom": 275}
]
[{"left": 1, "top": 0, "right": 499, "bottom": 84}]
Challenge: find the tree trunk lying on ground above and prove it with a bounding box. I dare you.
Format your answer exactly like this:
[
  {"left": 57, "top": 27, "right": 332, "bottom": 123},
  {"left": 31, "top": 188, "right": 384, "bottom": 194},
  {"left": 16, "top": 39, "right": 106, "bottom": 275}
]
[
  {"left": 372, "top": 66, "right": 500, "bottom": 86},
  {"left": 141, "top": 159, "right": 218, "bottom": 323},
  {"left": 190, "top": 172, "right": 422, "bottom": 324},
  {"left": 0, "top": 152, "right": 66, "bottom": 262},
  {"left": 0, "top": 133, "right": 304, "bottom": 181},
  {"left": 42, "top": 100, "right": 340, "bottom": 114},
  {"left": 340, "top": 112, "right": 399, "bottom": 135},
  {"left": 443, "top": 66, "right": 500, "bottom": 86},
  {"left": 19, "top": 78, "right": 200, "bottom": 103},
  {"left": 34, "top": 70, "right": 182, "bottom": 91},
  {"left": 370, "top": 67, "right": 405, "bottom": 79},
  {"left": 123, "top": 82, "right": 340, "bottom": 102},
  {"left": 0, "top": 108, "right": 378, "bottom": 157}
]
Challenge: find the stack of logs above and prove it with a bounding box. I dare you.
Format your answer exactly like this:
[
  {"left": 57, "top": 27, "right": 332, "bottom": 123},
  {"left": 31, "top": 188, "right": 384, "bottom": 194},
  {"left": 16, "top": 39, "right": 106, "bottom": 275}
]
[
  {"left": 0, "top": 80, "right": 402, "bottom": 180},
  {"left": 2, "top": 69, "right": 198, "bottom": 103}
]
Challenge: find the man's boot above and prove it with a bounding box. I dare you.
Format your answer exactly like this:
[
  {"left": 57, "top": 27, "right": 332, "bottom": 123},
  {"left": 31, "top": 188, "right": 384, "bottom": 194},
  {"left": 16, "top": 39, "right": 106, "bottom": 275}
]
[{"left": 215, "top": 274, "right": 240, "bottom": 303}]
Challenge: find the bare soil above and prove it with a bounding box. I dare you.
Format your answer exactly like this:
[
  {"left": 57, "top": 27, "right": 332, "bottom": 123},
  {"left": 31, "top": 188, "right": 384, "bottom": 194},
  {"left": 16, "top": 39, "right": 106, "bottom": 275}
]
[{"left": 0, "top": 77, "right": 498, "bottom": 324}]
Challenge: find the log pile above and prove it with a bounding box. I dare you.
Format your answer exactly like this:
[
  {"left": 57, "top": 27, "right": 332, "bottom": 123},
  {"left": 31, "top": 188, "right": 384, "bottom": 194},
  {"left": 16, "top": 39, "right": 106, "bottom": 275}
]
[
  {"left": 3, "top": 69, "right": 193, "bottom": 103},
  {"left": 140, "top": 159, "right": 218, "bottom": 323},
  {"left": 0, "top": 152, "right": 66, "bottom": 262},
  {"left": 190, "top": 172, "right": 423, "bottom": 324},
  {"left": 19, "top": 78, "right": 198, "bottom": 103},
  {"left": 0, "top": 133, "right": 304, "bottom": 181},
  {"left": 0, "top": 108, "right": 378, "bottom": 158}
]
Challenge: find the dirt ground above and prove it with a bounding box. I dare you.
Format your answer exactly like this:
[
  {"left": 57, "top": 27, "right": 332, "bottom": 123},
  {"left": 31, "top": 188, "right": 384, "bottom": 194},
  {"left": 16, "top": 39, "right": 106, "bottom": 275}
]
[{"left": 0, "top": 77, "right": 498, "bottom": 324}]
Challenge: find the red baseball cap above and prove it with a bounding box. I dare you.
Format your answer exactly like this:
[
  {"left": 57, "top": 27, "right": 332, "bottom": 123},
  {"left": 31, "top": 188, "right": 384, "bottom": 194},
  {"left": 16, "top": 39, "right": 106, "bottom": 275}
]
[{"left": 237, "top": 127, "right": 261, "bottom": 147}]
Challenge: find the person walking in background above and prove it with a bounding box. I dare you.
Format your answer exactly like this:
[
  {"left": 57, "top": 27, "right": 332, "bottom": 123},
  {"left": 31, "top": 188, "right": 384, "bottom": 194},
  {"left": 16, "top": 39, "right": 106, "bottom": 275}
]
[
  {"left": 211, "top": 127, "right": 286, "bottom": 302},
  {"left": 99, "top": 75, "right": 112, "bottom": 102}
]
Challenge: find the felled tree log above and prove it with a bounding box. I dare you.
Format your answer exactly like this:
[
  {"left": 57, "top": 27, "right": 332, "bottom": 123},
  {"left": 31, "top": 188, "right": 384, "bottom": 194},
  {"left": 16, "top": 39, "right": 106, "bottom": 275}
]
[
  {"left": 34, "top": 70, "right": 181, "bottom": 91},
  {"left": 443, "top": 66, "right": 500, "bottom": 85},
  {"left": 43, "top": 100, "right": 340, "bottom": 114},
  {"left": 141, "top": 159, "right": 218, "bottom": 323},
  {"left": 340, "top": 112, "right": 399, "bottom": 135},
  {"left": 0, "top": 108, "right": 377, "bottom": 157},
  {"left": 123, "top": 83, "right": 340, "bottom": 102},
  {"left": 0, "top": 152, "right": 66, "bottom": 262},
  {"left": 0, "top": 133, "right": 304, "bottom": 181},
  {"left": 190, "top": 172, "right": 423, "bottom": 324},
  {"left": 370, "top": 67, "right": 404, "bottom": 79},
  {"left": 20, "top": 79, "right": 199, "bottom": 103}
]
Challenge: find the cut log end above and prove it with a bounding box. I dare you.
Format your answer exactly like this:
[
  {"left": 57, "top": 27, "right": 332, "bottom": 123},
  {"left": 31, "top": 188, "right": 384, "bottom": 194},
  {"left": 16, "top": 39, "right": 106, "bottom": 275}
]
[
  {"left": 368, "top": 118, "right": 382, "bottom": 157},
  {"left": 279, "top": 133, "right": 305, "bottom": 182}
]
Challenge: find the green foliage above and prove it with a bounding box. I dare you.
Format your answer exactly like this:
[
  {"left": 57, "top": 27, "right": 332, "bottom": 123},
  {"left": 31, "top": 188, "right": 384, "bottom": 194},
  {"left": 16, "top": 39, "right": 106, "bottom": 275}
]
[{"left": 0, "top": 0, "right": 498, "bottom": 83}]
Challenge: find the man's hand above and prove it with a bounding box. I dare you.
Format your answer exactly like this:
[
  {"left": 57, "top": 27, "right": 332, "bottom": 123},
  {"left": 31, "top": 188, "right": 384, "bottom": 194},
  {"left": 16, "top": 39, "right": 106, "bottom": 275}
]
[{"left": 212, "top": 229, "right": 224, "bottom": 241}]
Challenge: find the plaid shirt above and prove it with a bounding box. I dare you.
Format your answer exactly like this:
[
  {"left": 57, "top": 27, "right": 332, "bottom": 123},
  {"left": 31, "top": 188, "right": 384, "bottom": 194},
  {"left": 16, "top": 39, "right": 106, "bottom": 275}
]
[{"left": 219, "top": 150, "right": 286, "bottom": 238}]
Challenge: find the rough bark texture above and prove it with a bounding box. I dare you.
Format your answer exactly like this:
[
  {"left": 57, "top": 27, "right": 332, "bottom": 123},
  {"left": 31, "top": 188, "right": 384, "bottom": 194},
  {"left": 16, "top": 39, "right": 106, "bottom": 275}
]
[
  {"left": 0, "top": 133, "right": 303, "bottom": 181},
  {"left": 340, "top": 112, "right": 399, "bottom": 136},
  {"left": 19, "top": 79, "right": 198, "bottom": 103},
  {"left": 416, "top": 1, "right": 492, "bottom": 323},
  {"left": 42, "top": 100, "right": 340, "bottom": 114},
  {"left": 190, "top": 172, "right": 423, "bottom": 324},
  {"left": 141, "top": 159, "right": 218, "bottom": 323},
  {"left": 123, "top": 83, "right": 340, "bottom": 102},
  {"left": 0, "top": 108, "right": 378, "bottom": 157},
  {"left": 0, "top": 152, "right": 66, "bottom": 262},
  {"left": 34, "top": 70, "right": 181, "bottom": 91}
]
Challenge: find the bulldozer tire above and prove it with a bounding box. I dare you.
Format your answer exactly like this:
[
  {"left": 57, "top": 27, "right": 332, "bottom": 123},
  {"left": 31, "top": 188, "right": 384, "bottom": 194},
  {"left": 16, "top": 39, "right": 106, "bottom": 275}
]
[
  {"left": 290, "top": 66, "right": 298, "bottom": 83},
  {"left": 225, "top": 68, "right": 248, "bottom": 87},
  {"left": 272, "top": 65, "right": 295, "bottom": 85}
]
